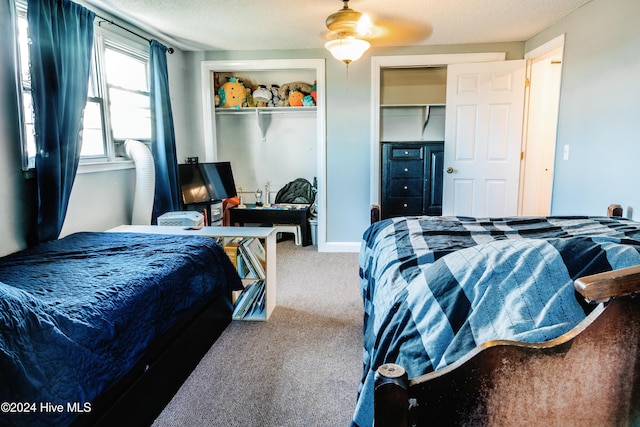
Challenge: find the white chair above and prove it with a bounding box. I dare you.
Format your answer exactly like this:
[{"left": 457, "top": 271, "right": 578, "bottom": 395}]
[{"left": 274, "top": 224, "right": 301, "bottom": 245}]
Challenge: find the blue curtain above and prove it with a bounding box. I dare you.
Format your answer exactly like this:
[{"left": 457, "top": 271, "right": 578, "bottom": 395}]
[
  {"left": 28, "top": 0, "right": 95, "bottom": 242},
  {"left": 149, "top": 40, "right": 181, "bottom": 223}
]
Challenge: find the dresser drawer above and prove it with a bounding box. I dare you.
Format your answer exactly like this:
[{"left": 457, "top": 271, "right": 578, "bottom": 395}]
[
  {"left": 381, "top": 142, "right": 443, "bottom": 220},
  {"left": 388, "top": 178, "right": 423, "bottom": 196},
  {"left": 390, "top": 147, "right": 424, "bottom": 160},
  {"left": 389, "top": 160, "right": 424, "bottom": 177},
  {"left": 384, "top": 197, "right": 424, "bottom": 216}
]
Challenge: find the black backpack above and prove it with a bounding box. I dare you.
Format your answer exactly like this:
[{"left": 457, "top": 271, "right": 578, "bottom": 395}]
[{"left": 275, "top": 178, "right": 315, "bottom": 204}]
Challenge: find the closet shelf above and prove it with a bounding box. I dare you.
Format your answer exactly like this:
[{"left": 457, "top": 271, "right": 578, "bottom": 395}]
[{"left": 215, "top": 106, "right": 316, "bottom": 115}]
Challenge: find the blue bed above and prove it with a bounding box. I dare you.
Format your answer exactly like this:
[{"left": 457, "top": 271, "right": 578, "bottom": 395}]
[
  {"left": 354, "top": 216, "right": 640, "bottom": 426},
  {"left": 0, "top": 231, "right": 242, "bottom": 427}
]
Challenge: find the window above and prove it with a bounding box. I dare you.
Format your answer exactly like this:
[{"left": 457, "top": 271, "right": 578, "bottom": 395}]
[
  {"left": 103, "top": 43, "right": 151, "bottom": 142},
  {"left": 13, "top": 0, "right": 151, "bottom": 171},
  {"left": 14, "top": 4, "right": 35, "bottom": 169}
]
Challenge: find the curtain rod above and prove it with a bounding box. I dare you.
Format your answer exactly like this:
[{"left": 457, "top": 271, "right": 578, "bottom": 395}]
[{"left": 96, "top": 16, "right": 174, "bottom": 54}]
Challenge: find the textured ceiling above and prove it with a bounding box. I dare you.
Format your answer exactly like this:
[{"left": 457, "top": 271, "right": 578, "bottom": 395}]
[{"left": 83, "top": 0, "right": 591, "bottom": 52}]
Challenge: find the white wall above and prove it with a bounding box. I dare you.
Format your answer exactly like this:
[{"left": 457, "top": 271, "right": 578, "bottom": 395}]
[
  {"left": 60, "top": 168, "right": 135, "bottom": 237},
  {"left": 526, "top": 0, "right": 640, "bottom": 218},
  {"left": 216, "top": 112, "right": 318, "bottom": 199},
  {"left": 167, "top": 48, "right": 194, "bottom": 165}
]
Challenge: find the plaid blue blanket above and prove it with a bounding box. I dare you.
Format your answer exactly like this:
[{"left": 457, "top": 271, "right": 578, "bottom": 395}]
[{"left": 354, "top": 216, "right": 640, "bottom": 427}]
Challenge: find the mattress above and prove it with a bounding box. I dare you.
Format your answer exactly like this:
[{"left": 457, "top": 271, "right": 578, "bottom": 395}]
[
  {"left": 0, "top": 232, "right": 242, "bottom": 426},
  {"left": 353, "top": 216, "right": 640, "bottom": 426}
]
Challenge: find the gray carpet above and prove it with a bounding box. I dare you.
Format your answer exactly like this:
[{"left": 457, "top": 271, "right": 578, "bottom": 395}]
[{"left": 152, "top": 240, "right": 363, "bottom": 426}]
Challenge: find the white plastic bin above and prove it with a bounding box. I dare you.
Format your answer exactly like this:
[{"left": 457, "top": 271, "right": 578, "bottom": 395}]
[{"left": 308, "top": 218, "right": 318, "bottom": 245}]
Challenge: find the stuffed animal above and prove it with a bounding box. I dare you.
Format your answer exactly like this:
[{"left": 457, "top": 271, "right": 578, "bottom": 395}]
[
  {"left": 253, "top": 85, "right": 272, "bottom": 107},
  {"left": 288, "top": 89, "right": 305, "bottom": 107},
  {"left": 310, "top": 80, "right": 317, "bottom": 104},
  {"left": 302, "top": 95, "right": 315, "bottom": 107},
  {"left": 278, "top": 82, "right": 313, "bottom": 103},
  {"left": 268, "top": 85, "right": 280, "bottom": 107},
  {"left": 244, "top": 87, "right": 257, "bottom": 107},
  {"left": 218, "top": 77, "right": 246, "bottom": 109}
]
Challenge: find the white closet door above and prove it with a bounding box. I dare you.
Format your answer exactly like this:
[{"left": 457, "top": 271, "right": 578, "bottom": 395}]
[{"left": 442, "top": 60, "right": 526, "bottom": 217}]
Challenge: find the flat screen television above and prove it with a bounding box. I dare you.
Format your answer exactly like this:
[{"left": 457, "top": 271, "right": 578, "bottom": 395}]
[{"left": 178, "top": 162, "right": 237, "bottom": 205}]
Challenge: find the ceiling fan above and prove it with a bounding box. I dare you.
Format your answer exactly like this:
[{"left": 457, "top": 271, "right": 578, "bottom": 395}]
[
  {"left": 324, "top": 0, "right": 433, "bottom": 67},
  {"left": 324, "top": 0, "right": 372, "bottom": 66}
]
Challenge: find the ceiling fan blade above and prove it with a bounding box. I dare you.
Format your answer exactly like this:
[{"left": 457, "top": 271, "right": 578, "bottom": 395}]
[{"left": 367, "top": 18, "right": 433, "bottom": 45}]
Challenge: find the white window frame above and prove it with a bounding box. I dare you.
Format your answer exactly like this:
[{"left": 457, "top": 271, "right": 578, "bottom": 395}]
[
  {"left": 12, "top": 0, "right": 152, "bottom": 174},
  {"left": 12, "top": 0, "right": 33, "bottom": 172}
]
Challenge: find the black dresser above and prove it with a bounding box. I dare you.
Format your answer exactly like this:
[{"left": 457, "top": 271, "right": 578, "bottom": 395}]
[{"left": 381, "top": 142, "right": 444, "bottom": 219}]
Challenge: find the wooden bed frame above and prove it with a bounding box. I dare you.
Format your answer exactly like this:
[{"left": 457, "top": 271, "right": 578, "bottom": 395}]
[
  {"left": 374, "top": 265, "right": 640, "bottom": 426},
  {"left": 70, "top": 291, "right": 233, "bottom": 427}
]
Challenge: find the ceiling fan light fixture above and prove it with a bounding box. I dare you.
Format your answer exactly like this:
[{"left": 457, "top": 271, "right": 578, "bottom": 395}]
[
  {"left": 325, "top": 36, "right": 370, "bottom": 66},
  {"left": 325, "top": 1, "right": 372, "bottom": 66}
]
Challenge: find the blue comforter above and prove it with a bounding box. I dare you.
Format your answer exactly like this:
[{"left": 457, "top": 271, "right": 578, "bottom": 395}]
[
  {"left": 353, "top": 216, "right": 640, "bottom": 426},
  {"left": 0, "top": 232, "right": 242, "bottom": 427}
]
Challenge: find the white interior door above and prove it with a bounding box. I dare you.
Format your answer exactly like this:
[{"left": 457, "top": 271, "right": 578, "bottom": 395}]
[
  {"left": 442, "top": 60, "right": 526, "bottom": 217},
  {"left": 519, "top": 44, "right": 563, "bottom": 216}
]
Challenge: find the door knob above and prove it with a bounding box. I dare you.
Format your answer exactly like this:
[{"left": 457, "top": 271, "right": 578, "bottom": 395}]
[{"left": 446, "top": 167, "right": 454, "bottom": 174}]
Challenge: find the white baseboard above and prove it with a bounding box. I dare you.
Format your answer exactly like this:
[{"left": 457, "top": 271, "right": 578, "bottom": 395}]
[{"left": 318, "top": 241, "right": 361, "bottom": 253}]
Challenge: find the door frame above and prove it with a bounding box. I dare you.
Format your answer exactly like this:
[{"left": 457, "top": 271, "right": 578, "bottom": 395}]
[{"left": 370, "top": 53, "right": 506, "bottom": 208}]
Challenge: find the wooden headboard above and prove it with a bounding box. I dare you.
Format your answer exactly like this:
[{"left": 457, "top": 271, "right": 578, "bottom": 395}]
[{"left": 374, "top": 266, "right": 640, "bottom": 426}]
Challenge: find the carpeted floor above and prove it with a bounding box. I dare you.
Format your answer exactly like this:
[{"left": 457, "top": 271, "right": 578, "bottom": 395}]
[{"left": 152, "top": 239, "right": 363, "bottom": 426}]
